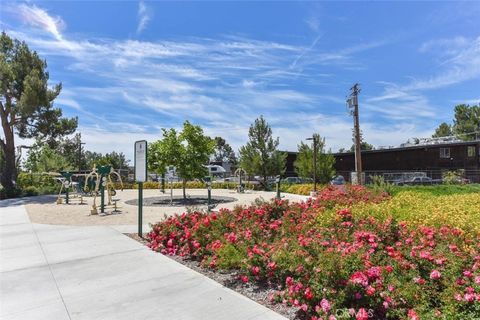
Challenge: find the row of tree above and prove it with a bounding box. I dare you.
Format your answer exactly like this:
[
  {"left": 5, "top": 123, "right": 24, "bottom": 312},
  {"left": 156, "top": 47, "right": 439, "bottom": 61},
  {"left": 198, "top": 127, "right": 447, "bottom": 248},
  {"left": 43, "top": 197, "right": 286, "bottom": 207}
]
[{"left": 147, "top": 116, "right": 336, "bottom": 198}]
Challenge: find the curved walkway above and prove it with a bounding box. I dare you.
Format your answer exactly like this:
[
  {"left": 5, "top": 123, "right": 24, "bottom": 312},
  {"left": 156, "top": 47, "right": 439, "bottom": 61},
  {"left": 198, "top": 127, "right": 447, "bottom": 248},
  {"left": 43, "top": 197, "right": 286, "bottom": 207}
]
[{"left": 0, "top": 200, "right": 287, "bottom": 320}]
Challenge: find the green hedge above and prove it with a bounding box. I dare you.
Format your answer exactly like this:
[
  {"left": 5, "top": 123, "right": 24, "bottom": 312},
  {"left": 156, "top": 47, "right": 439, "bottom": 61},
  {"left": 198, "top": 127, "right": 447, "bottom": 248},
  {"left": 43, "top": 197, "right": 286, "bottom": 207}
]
[
  {"left": 16, "top": 172, "right": 59, "bottom": 196},
  {"left": 115, "top": 181, "right": 259, "bottom": 190}
]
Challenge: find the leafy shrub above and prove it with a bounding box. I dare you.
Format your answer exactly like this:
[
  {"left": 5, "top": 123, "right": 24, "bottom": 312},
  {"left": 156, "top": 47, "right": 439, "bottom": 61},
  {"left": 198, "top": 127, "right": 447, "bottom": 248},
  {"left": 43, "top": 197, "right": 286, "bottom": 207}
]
[
  {"left": 368, "top": 175, "right": 394, "bottom": 195},
  {"left": 147, "top": 186, "right": 480, "bottom": 319},
  {"left": 0, "top": 186, "right": 22, "bottom": 199},
  {"left": 442, "top": 169, "right": 467, "bottom": 185},
  {"left": 280, "top": 183, "right": 316, "bottom": 195},
  {"left": 16, "top": 172, "right": 58, "bottom": 196},
  {"left": 22, "top": 186, "right": 39, "bottom": 196}
]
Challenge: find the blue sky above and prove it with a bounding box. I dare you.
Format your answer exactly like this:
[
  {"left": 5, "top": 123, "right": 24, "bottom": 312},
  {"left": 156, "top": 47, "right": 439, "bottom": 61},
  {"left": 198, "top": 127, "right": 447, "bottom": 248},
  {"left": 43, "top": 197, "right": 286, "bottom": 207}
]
[{"left": 1, "top": 1, "right": 479, "bottom": 160}]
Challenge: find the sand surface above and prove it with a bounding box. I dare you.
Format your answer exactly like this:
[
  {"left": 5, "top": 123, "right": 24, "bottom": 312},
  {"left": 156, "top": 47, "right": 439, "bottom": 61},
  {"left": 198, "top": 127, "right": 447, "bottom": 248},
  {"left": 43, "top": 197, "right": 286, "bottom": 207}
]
[{"left": 25, "top": 189, "right": 308, "bottom": 226}]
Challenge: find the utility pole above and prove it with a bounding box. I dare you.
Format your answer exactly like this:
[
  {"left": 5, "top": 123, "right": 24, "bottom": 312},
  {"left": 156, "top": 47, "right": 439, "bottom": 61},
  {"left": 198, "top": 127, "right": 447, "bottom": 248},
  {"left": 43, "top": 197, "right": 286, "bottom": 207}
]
[{"left": 347, "top": 83, "right": 363, "bottom": 185}]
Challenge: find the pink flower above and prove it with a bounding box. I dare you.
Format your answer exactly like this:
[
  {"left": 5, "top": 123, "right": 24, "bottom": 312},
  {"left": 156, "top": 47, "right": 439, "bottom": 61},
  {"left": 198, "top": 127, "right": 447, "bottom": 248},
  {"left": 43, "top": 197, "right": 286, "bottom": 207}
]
[
  {"left": 239, "top": 275, "right": 249, "bottom": 283},
  {"left": 430, "top": 270, "right": 441, "bottom": 280},
  {"left": 225, "top": 232, "right": 237, "bottom": 243},
  {"left": 475, "top": 276, "right": 480, "bottom": 285},
  {"left": 286, "top": 276, "right": 294, "bottom": 286},
  {"left": 463, "top": 270, "right": 473, "bottom": 278},
  {"left": 408, "top": 309, "right": 419, "bottom": 320},
  {"left": 251, "top": 266, "right": 260, "bottom": 275},
  {"left": 350, "top": 271, "right": 369, "bottom": 287},
  {"left": 268, "top": 261, "right": 277, "bottom": 271},
  {"left": 465, "top": 293, "right": 475, "bottom": 302},
  {"left": 356, "top": 308, "right": 369, "bottom": 320},
  {"left": 384, "top": 265, "right": 394, "bottom": 273},
  {"left": 320, "top": 298, "right": 331, "bottom": 313},
  {"left": 367, "top": 266, "right": 381, "bottom": 279},
  {"left": 366, "top": 286, "right": 376, "bottom": 296}
]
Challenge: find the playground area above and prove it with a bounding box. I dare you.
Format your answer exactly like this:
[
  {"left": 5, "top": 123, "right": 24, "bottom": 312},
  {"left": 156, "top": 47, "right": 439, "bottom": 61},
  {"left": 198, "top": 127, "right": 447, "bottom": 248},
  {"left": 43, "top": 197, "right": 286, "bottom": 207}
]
[{"left": 24, "top": 188, "right": 308, "bottom": 226}]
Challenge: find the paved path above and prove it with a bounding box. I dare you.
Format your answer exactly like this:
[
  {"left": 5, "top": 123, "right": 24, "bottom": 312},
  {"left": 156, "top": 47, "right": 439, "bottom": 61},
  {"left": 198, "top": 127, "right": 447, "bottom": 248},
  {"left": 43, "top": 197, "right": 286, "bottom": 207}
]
[{"left": 0, "top": 201, "right": 287, "bottom": 320}]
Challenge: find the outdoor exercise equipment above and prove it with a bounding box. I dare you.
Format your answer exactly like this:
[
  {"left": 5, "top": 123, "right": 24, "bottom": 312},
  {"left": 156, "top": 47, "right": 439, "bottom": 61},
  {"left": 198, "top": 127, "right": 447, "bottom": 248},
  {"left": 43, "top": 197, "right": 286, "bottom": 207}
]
[
  {"left": 56, "top": 171, "right": 84, "bottom": 205},
  {"left": 234, "top": 168, "right": 247, "bottom": 193},
  {"left": 275, "top": 175, "right": 281, "bottom": 200},
  {"left": 84, "top": 165, "right": 124, "bottom": 215}
]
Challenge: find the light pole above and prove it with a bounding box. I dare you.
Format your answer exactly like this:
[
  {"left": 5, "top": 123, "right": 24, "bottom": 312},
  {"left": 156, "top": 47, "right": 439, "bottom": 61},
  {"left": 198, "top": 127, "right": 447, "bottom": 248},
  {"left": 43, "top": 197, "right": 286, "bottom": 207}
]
[
  {"left": 78, "top": 141, "right": 86, "bottom": 172},
  {"left": 306, "top": 135, "right": 318, "bottom": 195}
]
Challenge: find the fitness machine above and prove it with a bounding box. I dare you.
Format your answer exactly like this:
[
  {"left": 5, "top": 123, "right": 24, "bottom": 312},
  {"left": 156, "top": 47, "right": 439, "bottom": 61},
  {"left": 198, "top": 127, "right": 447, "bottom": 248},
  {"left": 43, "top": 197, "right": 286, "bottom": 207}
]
[
  {"left": 84, "top": 165, "right": 124, "bottom": 215},
  {"left": 56, "top": 171, "right": 85, "bottom": 205}
]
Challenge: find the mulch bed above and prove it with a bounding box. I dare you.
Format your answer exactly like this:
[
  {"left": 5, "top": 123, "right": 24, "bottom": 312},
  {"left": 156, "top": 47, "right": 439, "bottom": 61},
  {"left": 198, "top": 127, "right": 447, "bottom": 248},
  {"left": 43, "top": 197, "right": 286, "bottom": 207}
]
[{"left": 125, "top": 233, "right": 298, "bottom": 320}]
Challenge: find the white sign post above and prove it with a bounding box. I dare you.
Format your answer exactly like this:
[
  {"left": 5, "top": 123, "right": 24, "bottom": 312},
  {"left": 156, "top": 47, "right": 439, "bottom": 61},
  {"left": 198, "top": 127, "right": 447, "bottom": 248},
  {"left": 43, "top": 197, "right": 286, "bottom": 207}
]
[{"left": 135, "top": 140, "right": 147, "bottom": 237}]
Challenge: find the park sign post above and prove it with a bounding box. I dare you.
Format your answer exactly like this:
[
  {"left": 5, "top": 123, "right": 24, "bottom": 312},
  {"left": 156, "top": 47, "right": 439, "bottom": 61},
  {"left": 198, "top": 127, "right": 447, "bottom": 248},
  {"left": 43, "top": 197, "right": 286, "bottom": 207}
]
[{"left": 135, "top": 140, "right": 147, "bottom": 237}]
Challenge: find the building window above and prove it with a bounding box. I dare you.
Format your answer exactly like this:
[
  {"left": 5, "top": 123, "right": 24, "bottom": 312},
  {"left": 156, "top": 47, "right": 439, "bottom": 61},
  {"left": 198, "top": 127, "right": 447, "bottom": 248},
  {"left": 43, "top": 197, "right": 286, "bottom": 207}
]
[
  {"left": 440, "top": 148, "right": 450, "bottom": 159},
  {"left": 467, "top": 146, "right": 476, "bottom": 157}
]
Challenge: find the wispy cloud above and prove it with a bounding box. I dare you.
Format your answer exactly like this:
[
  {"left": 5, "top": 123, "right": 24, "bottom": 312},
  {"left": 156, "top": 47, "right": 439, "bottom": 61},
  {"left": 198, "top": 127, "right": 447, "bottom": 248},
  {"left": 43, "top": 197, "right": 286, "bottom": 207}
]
[
  {"left": 5, "top": 2, "right": 438, "bottom": 157},
  {"left": 405, "top": 36, "right": 480, "bottom": 91},
  {"left": 136, "top": 1, "right": 152, "bottom": 34},
  {"left": 15, "top": 4, "right": 65, "bottom": 40}
]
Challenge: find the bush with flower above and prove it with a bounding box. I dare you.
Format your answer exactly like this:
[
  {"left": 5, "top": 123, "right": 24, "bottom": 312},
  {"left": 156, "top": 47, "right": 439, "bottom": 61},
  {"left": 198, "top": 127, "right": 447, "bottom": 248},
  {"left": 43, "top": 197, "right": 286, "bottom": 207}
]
[{"left": 147, "top": 185, "right": 480, "bottom": 319}]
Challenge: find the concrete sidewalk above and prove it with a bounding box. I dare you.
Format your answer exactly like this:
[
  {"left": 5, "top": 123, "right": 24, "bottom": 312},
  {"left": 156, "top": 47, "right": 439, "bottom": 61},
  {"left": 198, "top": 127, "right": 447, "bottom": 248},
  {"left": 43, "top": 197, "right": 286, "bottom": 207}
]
[{"left": 0, "top": 202, "right": 287, "bottom": 320}]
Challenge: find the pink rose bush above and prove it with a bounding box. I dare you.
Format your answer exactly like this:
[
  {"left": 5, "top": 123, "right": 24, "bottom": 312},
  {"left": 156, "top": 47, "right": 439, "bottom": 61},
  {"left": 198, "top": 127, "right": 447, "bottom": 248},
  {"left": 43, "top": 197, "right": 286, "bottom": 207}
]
[{"left": 147, "top": 185, "right": 480, "bottom": 319}]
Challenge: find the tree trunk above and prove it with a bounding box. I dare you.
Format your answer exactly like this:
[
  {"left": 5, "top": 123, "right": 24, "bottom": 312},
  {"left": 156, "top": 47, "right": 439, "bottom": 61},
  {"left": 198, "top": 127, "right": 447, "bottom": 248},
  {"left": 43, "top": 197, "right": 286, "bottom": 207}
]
[
  {"left": 1, "top": 111, "right": 16, "bottom": 192},
  {"left": 182, "top": 179, "right": 187, "bottom": 200}
]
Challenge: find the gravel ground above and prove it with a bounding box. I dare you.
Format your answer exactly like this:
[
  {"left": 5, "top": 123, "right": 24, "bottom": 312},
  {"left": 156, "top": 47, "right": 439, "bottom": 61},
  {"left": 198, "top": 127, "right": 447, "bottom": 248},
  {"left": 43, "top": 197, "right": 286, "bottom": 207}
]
[
  {"left": 126, "top": 233, "right": 300, "bottom": 320},
  {"left": 25, "top": 189, "right": 309, "bottom": 226}
]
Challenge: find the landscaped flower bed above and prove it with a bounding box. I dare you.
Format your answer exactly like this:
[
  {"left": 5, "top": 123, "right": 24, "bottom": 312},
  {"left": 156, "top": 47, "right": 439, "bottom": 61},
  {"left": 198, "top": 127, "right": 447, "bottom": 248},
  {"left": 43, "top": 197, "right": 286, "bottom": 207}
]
[{"left": 147, "top": 186, "right": 480, "bottom": 319}]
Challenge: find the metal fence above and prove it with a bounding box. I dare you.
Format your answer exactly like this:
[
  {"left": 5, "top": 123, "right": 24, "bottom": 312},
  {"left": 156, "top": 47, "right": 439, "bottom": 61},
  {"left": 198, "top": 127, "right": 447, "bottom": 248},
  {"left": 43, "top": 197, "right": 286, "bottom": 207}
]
[{"left": 336, "top": 170, "right": 480, "bottom": 184}]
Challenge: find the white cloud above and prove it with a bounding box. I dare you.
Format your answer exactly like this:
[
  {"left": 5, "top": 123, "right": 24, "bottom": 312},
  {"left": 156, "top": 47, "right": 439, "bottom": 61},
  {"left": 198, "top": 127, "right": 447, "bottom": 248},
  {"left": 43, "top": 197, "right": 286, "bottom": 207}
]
[
  {"left": 16, "top": 4, "right": 65, "bottom": 40},
  {"left": 305, "top": 16, "right": 320, "bottom": 33},
  {"left": 407, "top": 36, "right": 480, "bottom": 90},
  {"left": 137, "top": 1, "right": 152, "bottom": 34},
  {"left": 4, "top": 4, "right": 441, "bottom": 159}
]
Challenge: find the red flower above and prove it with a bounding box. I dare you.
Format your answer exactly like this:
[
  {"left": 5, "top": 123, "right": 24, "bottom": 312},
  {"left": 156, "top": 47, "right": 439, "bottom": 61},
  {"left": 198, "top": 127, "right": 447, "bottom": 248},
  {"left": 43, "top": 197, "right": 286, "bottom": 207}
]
[{"left": 304, "top": 287, "right": 314, "bottom": 300}]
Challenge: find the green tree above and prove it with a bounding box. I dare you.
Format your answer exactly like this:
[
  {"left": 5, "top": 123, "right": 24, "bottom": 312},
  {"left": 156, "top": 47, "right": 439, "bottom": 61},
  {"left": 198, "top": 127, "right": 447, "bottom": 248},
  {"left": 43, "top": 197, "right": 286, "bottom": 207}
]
[
  {"left": 149, "top": 121, "right": 215, "bottom": 199},
  {"left": 84, "top": 151, "right": 103, "bottom": 169},
  {"left": 96, "top": 151, "right": 129, "bottom": 169},
  {"left": 452, "top": 104, "right": 480, "bottom": 140},
  {"left": 24, "top": 144, "right": 72, "bottom": 173},
  {"left": 239, "top": 116, "right": 286, "bottom": 186},
  {"left": 213, "top": 136, "right": 237, "bottom": 164},
  {"left": 0, "top": 32, "right": 77, "bottom": 191},
  {"left": 294, "top": 134, "right": 336, "bottom": 183},
  {"left": 83, "top": 151, "right": 129, "bottom": 170},
  {"left": 432, "top": 122, "right": 453, "bottom": 138},
  {"left": 349, "top": 142, "right": 375, "bottom": 152}
]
